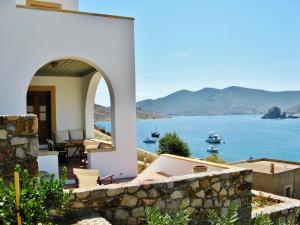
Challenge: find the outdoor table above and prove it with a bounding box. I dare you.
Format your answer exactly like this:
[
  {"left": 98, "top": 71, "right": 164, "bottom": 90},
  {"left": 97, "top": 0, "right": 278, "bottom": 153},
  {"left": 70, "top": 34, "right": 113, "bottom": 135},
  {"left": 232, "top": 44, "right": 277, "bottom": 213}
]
[
  {"left": 66, "top": 139, "right": 85, "bottom": 159},
  {"left": 65, "top": 139, "right": 88, "bottom": 168}
]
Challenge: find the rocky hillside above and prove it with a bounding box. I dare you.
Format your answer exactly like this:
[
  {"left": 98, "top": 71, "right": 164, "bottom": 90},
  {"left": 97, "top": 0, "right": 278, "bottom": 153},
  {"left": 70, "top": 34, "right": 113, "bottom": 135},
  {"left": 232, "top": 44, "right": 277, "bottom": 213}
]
[
  {"left": 137, "top": 86, "right": 300, "bottom": 116},
  {"left": 94, "top": 104, "right": 166, "bottom": 121},
  {"left": 287, "top": 104, "right": 300, "bottom": 114}
]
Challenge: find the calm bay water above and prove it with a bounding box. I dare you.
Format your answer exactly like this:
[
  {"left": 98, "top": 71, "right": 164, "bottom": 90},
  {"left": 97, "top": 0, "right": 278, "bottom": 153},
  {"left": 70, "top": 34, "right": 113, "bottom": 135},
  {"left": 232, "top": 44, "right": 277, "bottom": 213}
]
[{"left": 96, "top": 115, "right": 300, "bottom": 162}]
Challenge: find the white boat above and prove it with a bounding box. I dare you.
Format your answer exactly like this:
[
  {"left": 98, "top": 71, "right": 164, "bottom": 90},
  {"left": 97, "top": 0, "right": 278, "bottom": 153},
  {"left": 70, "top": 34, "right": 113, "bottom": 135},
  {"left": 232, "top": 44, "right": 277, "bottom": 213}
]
[
  {"left": 205, "top": 132, "right": 222, "bottom": 144},
  {"left": 207, "top": 145, "right": 219, "bottom": 153}
]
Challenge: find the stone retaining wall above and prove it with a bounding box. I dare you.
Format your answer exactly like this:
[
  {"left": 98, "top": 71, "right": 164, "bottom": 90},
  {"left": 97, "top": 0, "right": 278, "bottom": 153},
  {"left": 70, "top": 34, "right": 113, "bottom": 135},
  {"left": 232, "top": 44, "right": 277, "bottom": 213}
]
[
  {"left": 67, "top": 168, "right": 252, "bottom": 225},
  {"left": 0, "top": 115, "right": 39, "bottom": 179},
  {"left": 252, "top": 190, "right": 300, "bottom": 224}
]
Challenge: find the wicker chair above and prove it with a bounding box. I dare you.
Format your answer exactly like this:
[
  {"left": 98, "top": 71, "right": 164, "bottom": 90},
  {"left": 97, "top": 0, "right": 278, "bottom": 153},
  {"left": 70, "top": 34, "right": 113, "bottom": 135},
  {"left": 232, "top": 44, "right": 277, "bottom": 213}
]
[{"left": 73, "top": 168, "right": 113, "bottom": 188}]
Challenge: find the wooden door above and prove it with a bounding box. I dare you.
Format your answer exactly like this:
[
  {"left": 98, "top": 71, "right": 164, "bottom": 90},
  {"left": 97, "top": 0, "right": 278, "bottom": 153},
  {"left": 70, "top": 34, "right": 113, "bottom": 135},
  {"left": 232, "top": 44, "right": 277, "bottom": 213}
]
[{"left": 27, "top": 91, "right": 52, "bottom": 144}]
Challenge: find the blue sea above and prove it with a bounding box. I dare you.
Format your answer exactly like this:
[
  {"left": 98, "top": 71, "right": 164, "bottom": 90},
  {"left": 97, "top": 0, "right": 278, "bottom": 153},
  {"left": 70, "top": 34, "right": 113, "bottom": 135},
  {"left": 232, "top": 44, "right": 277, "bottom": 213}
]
[{"left": 96, "top": 115, "right": 300, "bottom": 162}]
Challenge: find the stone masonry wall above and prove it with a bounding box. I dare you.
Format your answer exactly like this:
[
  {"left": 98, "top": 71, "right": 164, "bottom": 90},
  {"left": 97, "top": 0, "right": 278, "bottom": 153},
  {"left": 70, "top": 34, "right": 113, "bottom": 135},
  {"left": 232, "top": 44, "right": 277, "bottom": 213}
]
[
  {"left": 252, "top": 190, "right": 300, "bottom": 224},
  {"left": 0, "top": 115, "right": 39, "bottom": 179},
  {"left": 67, "top": 168, "right": 252, "bottom": 225}
]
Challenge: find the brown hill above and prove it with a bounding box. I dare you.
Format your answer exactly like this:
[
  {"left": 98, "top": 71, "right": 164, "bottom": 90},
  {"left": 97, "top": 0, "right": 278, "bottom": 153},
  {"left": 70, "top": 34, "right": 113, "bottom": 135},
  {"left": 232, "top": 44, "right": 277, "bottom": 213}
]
[{"left": 94, "top": 104, "right": 167, "bottom": 121}]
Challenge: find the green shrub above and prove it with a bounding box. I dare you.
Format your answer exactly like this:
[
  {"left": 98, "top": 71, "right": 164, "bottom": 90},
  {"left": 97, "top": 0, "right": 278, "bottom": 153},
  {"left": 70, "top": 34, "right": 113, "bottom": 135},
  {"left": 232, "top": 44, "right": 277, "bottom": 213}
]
[
  {"left": 157, "top": 133, "right": 191, "bottom": 157},
  {"left": 145, "top": 203, "right": 190, "bottom": 225},
  {"left": 253, "top": 214, "right": 272, "bottom": 225},
  {"left": 207, "top": 202, "right": 239, "bottom": 225},
  {"left": 0, "top": 165, "right": 72, "bottom": 225},
  {"left": 204, "top": 153, "right": 226, "bottom": 164},
  {"left": 207, "top": 202, "right": 299, "bottom": 225}
]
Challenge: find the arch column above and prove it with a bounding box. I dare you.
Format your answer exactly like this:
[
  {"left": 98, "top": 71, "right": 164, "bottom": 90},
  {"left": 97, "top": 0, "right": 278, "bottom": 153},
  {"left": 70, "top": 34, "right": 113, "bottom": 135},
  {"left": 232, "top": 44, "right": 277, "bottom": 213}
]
[{"left": 83, "top": 72, "right": 102, "bottom": 139}]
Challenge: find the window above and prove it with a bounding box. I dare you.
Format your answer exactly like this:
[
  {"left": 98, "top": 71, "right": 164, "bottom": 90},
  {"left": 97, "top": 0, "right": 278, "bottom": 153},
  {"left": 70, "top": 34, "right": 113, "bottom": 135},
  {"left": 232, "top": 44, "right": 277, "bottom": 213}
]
[
  {"left": 26, "top": 0, "right": 62, "bottom": 10},
  {"left": 284, "top": 185, "right": 293, "bottom": 198}
]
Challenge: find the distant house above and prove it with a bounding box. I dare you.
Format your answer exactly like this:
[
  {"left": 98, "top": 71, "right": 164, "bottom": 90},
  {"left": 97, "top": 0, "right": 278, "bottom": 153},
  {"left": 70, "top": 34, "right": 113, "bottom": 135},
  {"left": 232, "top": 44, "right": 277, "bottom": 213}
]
[
  {"left": 0, "top": 0, "right": 137, "bottom": 179},
  {"left": 232, "top": 158, "right": 300, "bottom": 199}
]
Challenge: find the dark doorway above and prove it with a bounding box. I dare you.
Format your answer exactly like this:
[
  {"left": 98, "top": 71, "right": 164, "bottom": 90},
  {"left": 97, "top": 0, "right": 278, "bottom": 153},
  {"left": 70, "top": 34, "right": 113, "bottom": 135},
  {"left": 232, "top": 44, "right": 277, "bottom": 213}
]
[{"left": 27, "top": 91, "right": 52, "bottom": 144}]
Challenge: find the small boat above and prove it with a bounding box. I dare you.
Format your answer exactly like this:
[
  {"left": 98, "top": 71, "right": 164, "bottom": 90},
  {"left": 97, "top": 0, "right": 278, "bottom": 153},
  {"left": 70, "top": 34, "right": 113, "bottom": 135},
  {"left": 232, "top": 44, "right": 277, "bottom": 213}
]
[
  {"left": 207, "top": 145, "right": 219, "bottom": 153},
  {"left": 151, "top": 126, "right": 160, "bottom": 138},
  {"left": 143, "top": 137, "right": 156, "bottom": 144},
  {"left": 151, "top": 131, "right": 160, "bottom": 138},
  {"left": 205, "top": 132, "right": 222, "bottom": 144}
]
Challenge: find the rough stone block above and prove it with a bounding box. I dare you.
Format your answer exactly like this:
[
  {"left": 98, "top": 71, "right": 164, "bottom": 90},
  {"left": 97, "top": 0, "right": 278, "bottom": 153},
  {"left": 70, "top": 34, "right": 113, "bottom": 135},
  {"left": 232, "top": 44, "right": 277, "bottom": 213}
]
[
  {"left": 132, "top": 207, "right": 144, "bottom": 218},
  {"left": 167, "top": 182, "right": 174, "bottom": 189},
  {"left": 191, "top": 180, "right": 199, "bottom": 190},
  {"left": 196, "top": 190, "right": 205, "bottom": 198},
  {"left": 16, "top": 147, "right": 25, "bottom": 159},
  {"left": 203, "top": 199, "right": 213, "bottom": 208},
  {"left": 166, "top": 200, "right": 179, "bottom": 210},
  {"left": 212, "top": 182, "right": 221, "bottom": 192},
  {"left": 91, "top": 190, "right": 106, "bottom": 199},
  {"left": 76, "top": 191, "right": 90, "bottom": 199},
  {"left": 171, "top": 190, "right": 184, "bottom": 199},
  {"left": 29, "top": 137, "right": 39, "bottom": 157},
  {"left": 191, "top": 199, "right": 203, "bottom": 208},
  {"left": 115, "top": 209, "right": 129, "bottom": 220},
  {"left": 0, "top": 130, "right": 8, "bottom": 140},
  {"left": 127, "top": 186, "right": 140, "bottom": 194},
  {"left": 106, "top": 188, "right": 125, "bottom": 197},
  {"left": 120, "top": 195, "right": 138, "bottom": 207},
  {"left": 137, "top": 190, "right": 147, "bottom": 198},
  {"left": 0, "top": 142, "right": 14, "bottom": 161},
  {"left": 147, "top": 189, "right": 158, "bottom": 198},
  {"left": 142, "top": 199, "right": 156, "bottom": 206},
  {"left": 200, "top": 179, "right": 210, "bottom": 189},
  {"left": 10, "top": 137, "right": 28, "bottom": 146},
  {"left": 155, "top": 199, "right": 166, "bottom": 209},
  {"left": 16, "top": 116, "right": 38, "bottom": 136},
  {"left": 127, "top": 217, "right": 137, "bottom": 225},
  {"left": 71, "top": 202, "right": 85, "bottom": 209}
]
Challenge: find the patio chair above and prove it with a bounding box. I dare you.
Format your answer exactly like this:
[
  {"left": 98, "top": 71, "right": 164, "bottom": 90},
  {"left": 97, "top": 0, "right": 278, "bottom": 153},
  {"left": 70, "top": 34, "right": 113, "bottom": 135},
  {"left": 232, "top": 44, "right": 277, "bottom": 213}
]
[
  {"left": 73, "top": 168, "right": 113, "bottom": 188},
  {"left": 46, "top": 139, "right": 68, "bottom": 164}
]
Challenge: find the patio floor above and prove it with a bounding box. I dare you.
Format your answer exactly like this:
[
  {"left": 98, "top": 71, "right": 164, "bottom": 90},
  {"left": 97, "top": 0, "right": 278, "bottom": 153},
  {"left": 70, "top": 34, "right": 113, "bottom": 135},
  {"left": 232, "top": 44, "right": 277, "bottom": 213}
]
[{"left": 59, "top": 158, "right": 134, "bottom": 189}]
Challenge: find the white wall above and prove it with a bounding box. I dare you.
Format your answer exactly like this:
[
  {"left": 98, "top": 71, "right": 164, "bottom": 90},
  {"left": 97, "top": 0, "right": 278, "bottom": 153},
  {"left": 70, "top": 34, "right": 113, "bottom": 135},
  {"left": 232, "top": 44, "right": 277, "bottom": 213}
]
[
  {"left": 140, "top": 155, "right": 225, "bottom": 177},
  {"left": 0, "top": 0, "right": 137, "bottom": 178},
  {"left": 82, "top": 72, "right": 102, "bottom": 139},
  {"left": 30, "top": 76, "right": 84, "bottom": 131},
  {"left": 38, "top": 154, "right": 59, "bottom": 178},
  {"left": 16, "top": 0, "right": 79, "bottom": 11}
]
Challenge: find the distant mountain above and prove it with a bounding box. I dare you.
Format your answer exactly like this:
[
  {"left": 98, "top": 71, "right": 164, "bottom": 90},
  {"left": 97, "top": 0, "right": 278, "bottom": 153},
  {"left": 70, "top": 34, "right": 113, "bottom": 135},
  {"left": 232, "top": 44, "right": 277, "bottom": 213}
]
[
  {"left": 94, "top": 104, "right": 166, "bottom": 121},
  {"left": 137, "top": 86, "right": 300, "bottom": 116},
  {"left": 287, "top": 104, "right": 300, "bottom": 114}
]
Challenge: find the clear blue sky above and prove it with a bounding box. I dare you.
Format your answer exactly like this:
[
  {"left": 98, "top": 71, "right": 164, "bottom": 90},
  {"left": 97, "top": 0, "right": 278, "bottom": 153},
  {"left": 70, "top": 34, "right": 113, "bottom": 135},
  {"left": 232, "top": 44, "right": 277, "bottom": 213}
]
[{"left": 80, "top": 0, "right": 300, "bottom": 106}]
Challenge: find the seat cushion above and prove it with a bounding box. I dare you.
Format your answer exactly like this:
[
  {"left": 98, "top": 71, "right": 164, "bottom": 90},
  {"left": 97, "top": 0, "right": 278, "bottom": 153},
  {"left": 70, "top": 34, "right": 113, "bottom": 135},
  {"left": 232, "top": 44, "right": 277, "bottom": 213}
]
[
  {"left": 73, "top": 168, "right": 100, "bottom": 188},
  {"left": 69, "top": 129, "right": 84, "bottom": 140},
  {"left": 77, "top": 175, "right": 98, "bottom": 188},
  {"left": 55, "top": 130, "right": 69, "bottom": 144}
]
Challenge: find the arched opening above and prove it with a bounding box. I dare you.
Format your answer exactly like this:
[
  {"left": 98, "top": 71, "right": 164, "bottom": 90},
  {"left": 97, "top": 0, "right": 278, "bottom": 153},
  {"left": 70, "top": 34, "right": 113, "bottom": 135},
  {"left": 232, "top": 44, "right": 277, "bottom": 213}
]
[
  {"left": 93, "top": 78, "right": 114, "bottom": 144},
  {"left": 26, "top": 58, "right": 115, "bottom": 175}
]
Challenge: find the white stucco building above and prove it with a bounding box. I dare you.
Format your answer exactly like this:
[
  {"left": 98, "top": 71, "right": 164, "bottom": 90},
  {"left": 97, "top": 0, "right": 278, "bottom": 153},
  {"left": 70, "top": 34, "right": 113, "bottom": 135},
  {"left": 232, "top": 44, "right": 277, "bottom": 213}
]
[{"left": 0, "top": 0, "right": 137, "bottom": 178}]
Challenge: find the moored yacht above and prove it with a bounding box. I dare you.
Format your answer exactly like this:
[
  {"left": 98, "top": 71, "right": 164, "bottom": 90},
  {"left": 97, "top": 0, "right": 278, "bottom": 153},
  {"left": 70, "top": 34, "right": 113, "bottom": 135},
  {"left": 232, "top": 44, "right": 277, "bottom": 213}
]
[
  {"left": 205, "top": 132, "right": 222, "bottom": 144},
  {"left": 207, "top": 145, "right": 219, "bottom": 153}
]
